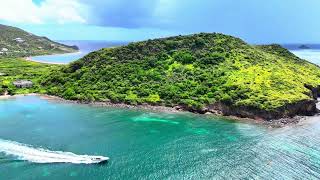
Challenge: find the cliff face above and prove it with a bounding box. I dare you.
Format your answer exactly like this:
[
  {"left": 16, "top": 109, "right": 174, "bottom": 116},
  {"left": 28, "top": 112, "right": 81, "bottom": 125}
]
[
  {"left": 207, "top": 99, "right": 318, "bottom": 120},
  {"left": 210, "top": 85, "right": 320, "bottom": 120},
  {"left": 175, "top": 89, "right": 319, "bottom": 120}
]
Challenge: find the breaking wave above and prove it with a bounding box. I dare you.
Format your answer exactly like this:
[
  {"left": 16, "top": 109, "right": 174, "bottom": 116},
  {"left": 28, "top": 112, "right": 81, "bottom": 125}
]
[{"left": 0, "top": 139, "right": 109, "bottom": 164}]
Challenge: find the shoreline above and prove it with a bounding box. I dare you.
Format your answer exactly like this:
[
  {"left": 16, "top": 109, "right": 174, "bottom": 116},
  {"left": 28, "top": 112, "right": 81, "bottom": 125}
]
[
  {"left": 0, "top": 93, "right": 316, "bottom": 128},
  {"left": 24, "top": 51, "right": 82, "bottom": 65},
  {"left": 24, "top": 57, "right": 67, "bottom": 65}
]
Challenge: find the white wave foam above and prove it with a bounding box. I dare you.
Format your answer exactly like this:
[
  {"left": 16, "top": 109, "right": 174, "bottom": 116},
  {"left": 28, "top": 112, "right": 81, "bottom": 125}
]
[
  {"left": 0, "top": 139, "right": 109, "bottom": 164},
  {"left": 200, "top": 148, "right": 217, "bottom": 153}
]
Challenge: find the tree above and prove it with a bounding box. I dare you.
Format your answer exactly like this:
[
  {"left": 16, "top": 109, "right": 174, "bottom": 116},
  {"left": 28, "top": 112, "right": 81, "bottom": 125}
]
[
  {"left": 199, "top": 52, "right": 225, "bottom": 65},
  {"left": 125, "top": 92, "right": 139, "bottom": 105},
  {"left": 146, "top": 94, "right": 161, "bottom": 104},
  {"left": 173, "top": 51, "right": 195, "bottom": 64},
  {"left": 63, "top": 87, "right": 76, "bottom": 100}
]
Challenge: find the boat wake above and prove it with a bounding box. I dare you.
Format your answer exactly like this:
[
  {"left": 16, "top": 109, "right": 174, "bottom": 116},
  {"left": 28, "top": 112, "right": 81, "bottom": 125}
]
[{"left": 0, "top": 139, "right": 109, "bottom": 164}]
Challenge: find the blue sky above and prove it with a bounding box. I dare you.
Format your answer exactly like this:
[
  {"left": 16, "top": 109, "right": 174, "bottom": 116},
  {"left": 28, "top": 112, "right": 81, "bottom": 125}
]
[{"left": 0, "top": 0, "right": 319, "bottom": 43}]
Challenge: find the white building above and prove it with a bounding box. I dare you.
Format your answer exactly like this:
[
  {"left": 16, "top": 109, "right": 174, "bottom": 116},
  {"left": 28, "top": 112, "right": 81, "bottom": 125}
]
[
  {"left": 13, "top": 38, "right": 25, "bottom": 43},
  {"left": 13, "top": 80, "right": 33, "bottom": 88}
]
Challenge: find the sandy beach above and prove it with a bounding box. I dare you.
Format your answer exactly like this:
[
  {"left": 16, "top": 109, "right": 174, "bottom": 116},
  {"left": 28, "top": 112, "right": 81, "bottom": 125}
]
[
  {"left": 24, "top": 50, "right": 82, "bottom": 65},
  {"left": 24, "top": 57, "right": 68, "bottom": 65}
]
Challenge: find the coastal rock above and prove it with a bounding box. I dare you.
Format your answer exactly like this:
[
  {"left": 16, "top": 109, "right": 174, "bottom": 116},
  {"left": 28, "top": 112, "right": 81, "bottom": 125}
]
[
  {"left": 304, "top": 84, "right": 320, "bottom": 99},
  {"left": 205, "top": 99, "right": 318, "bottom": 121},
  {"left": 202, "top": 85, "right": 320, "bottom": 120}
]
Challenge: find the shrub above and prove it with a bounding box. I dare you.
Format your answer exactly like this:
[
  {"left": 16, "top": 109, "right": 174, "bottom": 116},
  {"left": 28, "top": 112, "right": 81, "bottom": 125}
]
[
  {"left": 146, "top": 94, "right": 161, "bottom": 104},
  {"left": 63, "top": 87, "right": 76, "bottom": 100},
  {"left": 173, "top": 51, "right": 195, "bottom": 64},
  {"left": 199, "top": 52, "right": 225, "bottom": 65},
  {"left": 125, "top": 92, "right": 139, "bottom": 105}
]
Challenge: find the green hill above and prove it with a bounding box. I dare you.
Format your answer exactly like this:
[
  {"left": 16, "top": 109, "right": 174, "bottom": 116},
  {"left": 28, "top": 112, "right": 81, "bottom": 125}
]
[
  {"left": 0, "top": 58, "right": 59, "bottom": 95},
  {"left": 0, "top": 24, "right": 78, "bottom": 57},
  {"left": 41, "top": 33, "right": 320, "bottom": 120}
]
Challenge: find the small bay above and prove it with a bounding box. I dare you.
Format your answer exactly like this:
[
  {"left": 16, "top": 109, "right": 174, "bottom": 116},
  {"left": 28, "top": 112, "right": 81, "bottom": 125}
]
[
  {"left": 0, "top": 96, "right": 320, "bottom": 179},
  {"left": 30, "top": 41, "right": 128, "bottom": 64}
]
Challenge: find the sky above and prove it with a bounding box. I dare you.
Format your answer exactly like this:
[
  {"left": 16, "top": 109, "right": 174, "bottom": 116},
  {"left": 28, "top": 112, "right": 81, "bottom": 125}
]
[{"left": 0, "top": 0, "right": 319, "bottom": 43}]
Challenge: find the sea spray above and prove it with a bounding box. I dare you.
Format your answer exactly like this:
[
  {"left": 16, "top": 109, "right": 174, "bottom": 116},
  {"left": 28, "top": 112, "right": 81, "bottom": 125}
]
[{"left": 0, "top": 139, "right": 109, "bottom": 164}]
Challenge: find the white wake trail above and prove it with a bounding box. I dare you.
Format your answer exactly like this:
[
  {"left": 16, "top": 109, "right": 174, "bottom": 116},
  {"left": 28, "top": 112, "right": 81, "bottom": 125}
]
[{"left": 0, "top": 139, "right": 109, "bottom": 164}]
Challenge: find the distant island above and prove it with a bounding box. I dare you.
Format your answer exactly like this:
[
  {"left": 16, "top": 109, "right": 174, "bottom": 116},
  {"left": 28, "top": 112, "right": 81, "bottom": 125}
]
[
  {"left": 0, "top": 24, "right": 78, "bottom": 57},
  {"left": 298, "top": 44, "right": 311, "bottom": 49},
  {"left": 1, "top": 26, "right": 320, "bottom": 122}
]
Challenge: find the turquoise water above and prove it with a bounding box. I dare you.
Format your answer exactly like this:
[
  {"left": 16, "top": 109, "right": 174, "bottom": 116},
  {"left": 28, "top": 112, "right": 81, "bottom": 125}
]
[
  {"left": 31, "top": 41, "right": 128, "bottom": 64},
  {"left": 31, "top": 52, "right": 85, "bottom": 64},
  {"left": 0, "top": 96, "right": 320, "bottom": 179}
]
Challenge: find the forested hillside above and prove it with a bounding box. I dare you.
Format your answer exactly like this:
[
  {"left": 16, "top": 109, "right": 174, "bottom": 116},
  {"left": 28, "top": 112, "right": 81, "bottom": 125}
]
[
  {"left": 41, "top": 33, "right": 320, "bottom": 119},
  {"left": 0, "top": 24, "right": 78, "bottom": 57},
  {"left": 0, "top": 58, "right": 59, "bottom": 95}
]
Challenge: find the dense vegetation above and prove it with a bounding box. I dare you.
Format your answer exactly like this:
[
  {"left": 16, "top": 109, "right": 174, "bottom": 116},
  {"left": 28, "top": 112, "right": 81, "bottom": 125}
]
[
  {"left": 0, "top": 58, "right": 59, "bottom": 95},
  {"left": 0, "top": 24, "right": 78, "bottom": 57},
  {"left": 41, "top": 33, "right": 320, "bottom": 115}
]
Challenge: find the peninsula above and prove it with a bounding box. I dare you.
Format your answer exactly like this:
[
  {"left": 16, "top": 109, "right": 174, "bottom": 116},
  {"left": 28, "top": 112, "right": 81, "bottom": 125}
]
[
  {"left": 1, "top": 26, "right": 320, "bottom": 121},
  {"left": 0, "top": 24, "right": 78, "bottom": 57},
  {"left": 40, "top": 33, "right": 320, "bottom": 120}
]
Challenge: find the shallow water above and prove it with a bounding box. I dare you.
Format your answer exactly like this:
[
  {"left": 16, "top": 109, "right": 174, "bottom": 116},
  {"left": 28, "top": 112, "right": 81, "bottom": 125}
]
[
  {"left": 30, "top": 41, "right": 128, "bottom": 64},
  {"left": 0, "top": 96, "right": 320, "bottom": 179}
]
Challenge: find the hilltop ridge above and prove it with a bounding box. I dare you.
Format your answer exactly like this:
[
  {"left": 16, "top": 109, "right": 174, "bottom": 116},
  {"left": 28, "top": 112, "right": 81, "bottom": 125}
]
[{"left": 0, "top": 24, "right": 78, "bottom": 57}]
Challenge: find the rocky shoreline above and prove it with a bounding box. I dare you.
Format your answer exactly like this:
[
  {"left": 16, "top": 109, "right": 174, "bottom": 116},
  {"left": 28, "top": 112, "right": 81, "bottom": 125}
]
[{"left": 1, "top": 93, "right": 319, "bottom": 128}]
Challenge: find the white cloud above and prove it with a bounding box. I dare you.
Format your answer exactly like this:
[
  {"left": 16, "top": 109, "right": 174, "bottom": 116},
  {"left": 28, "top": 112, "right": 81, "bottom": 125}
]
[
  {"left": 153, "top": 0, "right": 177, "bottom": 25},
  {"left": 0, "top": 0, "right": 87, "bottom": 24}
]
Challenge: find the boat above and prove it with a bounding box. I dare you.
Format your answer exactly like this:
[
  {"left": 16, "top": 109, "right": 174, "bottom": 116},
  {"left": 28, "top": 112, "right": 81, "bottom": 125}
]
[
  {"left": 0, "top": 138, "right": 111, "bottom": 165},
  {"left": 90, "top": 156, "right": 110, "bottom": 164}
]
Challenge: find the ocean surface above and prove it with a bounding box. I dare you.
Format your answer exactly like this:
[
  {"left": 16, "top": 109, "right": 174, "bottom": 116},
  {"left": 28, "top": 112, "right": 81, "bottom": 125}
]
[
  {"left": 285, "top": 44, "right": 320, "bottom": 65},
  {"left": 1, "top": 96, "right": 320, "bottom": 179},
  {"left": 30, "top": 41, "right": 128, "bottom": 64}
]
